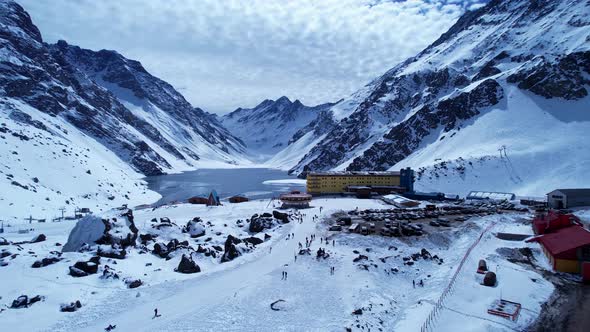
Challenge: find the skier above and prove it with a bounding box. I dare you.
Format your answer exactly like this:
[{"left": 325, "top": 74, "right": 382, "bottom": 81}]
[
  {"left": 419, "top": 279, "right": 424, "bottom": 287},
  {"left": 153, "top": 308, "right": 160, "bottom": 318},
  {"left": 413, "top": 280, "right": 415, "bottom": 288},
  {"left": 332, "top": 239, "right": 335, "bottom": 246},
  {"left": 269, "top": 246, "right": 272, "bottom": 253},
  {"left": 105, "top": 324, "right": 117, "bottom": 331}
]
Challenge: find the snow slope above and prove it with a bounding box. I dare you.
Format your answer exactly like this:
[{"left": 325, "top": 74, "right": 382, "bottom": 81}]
[
  {"left": 0, "top": 1, "right": 251, "bottom": 219},
  {"left": 0, "top": 198, "right": 557, "bottom": 332},
  {"left": 283, "top": 0, "right": 590, "bottom": 196},
  {"left": 397, "top": 87, "right": 590, "bottom": 196}
]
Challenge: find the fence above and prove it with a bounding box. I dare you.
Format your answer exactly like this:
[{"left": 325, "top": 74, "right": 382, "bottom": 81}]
[{"left": 420, "top": 221, "right": 496, "bottom": 332}]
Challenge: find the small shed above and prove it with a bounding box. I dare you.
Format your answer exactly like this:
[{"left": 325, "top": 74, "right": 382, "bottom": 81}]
[
  {"left": 188, "top": 196, "right": 208, "bottom": 205},
  {"left": 229, "top": 195, "right": 249, "bottom": 204},
  {"left": 547, "top": 189, "right": 590, "bottom": 209},
  {"left": 207, "top": 190, "right": 221, "bottom": 206}
]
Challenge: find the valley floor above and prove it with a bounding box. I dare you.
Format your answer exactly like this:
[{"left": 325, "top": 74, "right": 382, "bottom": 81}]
[{"left": 0, "top": 198, "right": 574, "bottom": 332}]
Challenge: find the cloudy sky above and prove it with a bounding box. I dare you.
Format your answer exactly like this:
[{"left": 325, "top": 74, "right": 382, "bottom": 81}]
[{"left": 20, "top": 0, "right": 487, "bottom": 114}]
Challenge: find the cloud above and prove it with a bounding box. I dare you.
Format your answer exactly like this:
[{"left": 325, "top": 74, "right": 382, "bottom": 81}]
[{"left": 18, "top": 0, "right": 487, "bottom": 113}]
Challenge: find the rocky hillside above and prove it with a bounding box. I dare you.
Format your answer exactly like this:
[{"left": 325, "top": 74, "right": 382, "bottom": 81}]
[
  {"left": 0, "top": 1, "right": 247, "bottom": 219},
  {"left": 221, "top": 96, "right": 336, "bottom": 161},
  {"left": 287, "top": 0, "right": 590, "bottom": 195}
]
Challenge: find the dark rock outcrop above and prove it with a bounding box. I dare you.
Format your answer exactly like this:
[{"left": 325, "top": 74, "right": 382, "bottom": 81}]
[
  {"left": 175, "top": 254, "right": 201, "bottom": 274},
  {"left": 60, "top": 300, "right": 82, "bottom": 312},
  {"left": 220, "top": 235, "right": 242, "bottom": 263},
  {"left": 243, "top": 237, "right": 264, "bottom": 246},
  {"left": 30, "top": 234, "right": 46, "bottom": 243}
]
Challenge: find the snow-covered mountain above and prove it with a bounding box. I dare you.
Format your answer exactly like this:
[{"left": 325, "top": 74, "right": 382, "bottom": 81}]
[
  {"left": 0, "top": 1, "right": 248, "bottom": 219},
  {"left": 221, "top": 96, "right": 336, "bottom": 161},
  {"left": 286, "top": 0, "right": 590, "bottom": 196}
]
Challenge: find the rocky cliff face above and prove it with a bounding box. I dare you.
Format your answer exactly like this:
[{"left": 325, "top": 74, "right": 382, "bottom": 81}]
[
  {"left": 0, "top": 1, "right": 245, "bottom": 177},
  {"left": 288, "top": 0, "right": 590, "bottom": 178}
]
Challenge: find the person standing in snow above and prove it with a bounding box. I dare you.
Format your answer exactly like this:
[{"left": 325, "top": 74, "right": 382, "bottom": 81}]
[
  {"left": 413, "top": 280, "right": 415, "bottom": 288},
  {"left": 285, "top": 271, "right": 288, "bottom": 280},
  {"left": 332, "top": 239, "right": 335, "bottom": 246},
  {"left": 269, "top": 246, "right": 272, "bottom": 253}
]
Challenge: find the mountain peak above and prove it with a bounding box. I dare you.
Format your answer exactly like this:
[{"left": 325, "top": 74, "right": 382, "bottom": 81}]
[
  {"left": 275, "top": 96, "right": 291, "bottom": 104},
  {"left": 0, "top": 1, "right": 42, "bottom": 42}
]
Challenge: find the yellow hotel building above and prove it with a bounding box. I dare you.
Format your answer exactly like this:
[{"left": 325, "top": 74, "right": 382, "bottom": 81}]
[{"left": 306, "top": 168, "right": 414, "bottom": 195}]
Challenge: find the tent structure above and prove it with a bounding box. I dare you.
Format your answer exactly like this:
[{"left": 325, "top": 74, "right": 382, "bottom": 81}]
[{"left": 207, "top": 190, "right": 221, "bottom": 206}]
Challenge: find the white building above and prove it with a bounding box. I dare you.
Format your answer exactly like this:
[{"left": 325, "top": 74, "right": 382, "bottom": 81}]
[{"left": 547, "top": 189, "right": 590, "bottom": 209}]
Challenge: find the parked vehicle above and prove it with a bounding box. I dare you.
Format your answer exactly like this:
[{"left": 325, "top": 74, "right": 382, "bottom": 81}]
[
  {"left": 361, "top": 226, "right": 369, "bottom": 235},
  {"left": 329, "top": 225, "right": 342, "bottom": 231}
]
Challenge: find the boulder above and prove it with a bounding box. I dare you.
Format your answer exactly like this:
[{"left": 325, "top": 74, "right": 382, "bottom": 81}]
[
  {"left": 220, "top": 235, "right": 242, "bottom": 263},
  {"left": 243, "top": 237, "right": 264, "bottom": 246},
  {"left": 30, "top": 234, "right": 46, "bottom": 243},
  {"left": 272, "top": 210, "right": 289, "bottom": 223},
  {"left": 1, "top": 250, "right": 11, "bottom": 259},
  {"left": 0, "top": 237, "right": 10, "bottom": 246},
  {"left": 97, "top": 246, "right": 126, "bottom": 259},
  {"left": 62, "top": 215, "right": 105, "bottom": 252},
  {"left": 139, "top": 233, "right": 156, "bottom": 244},
  {"left": 249, "top": 217, "right": 265, "bottom": 233},
  {"left": 126, "top": 279, "right": 143, "bottom": 289},
  {"left": 31, "top": 256, "right": 62, "bottom": 268},
  {"left": 152, "top": 242, "right": 169, "bottom": 258},
  {"left": 11, "top": 295, "right": 44, "bottom": 309},
  {"left": 60, "top": 301, "right": 82, "bottom": 312},
  {"left": 10, "top": 295, "right": 29, "bottom": 309},
  {"left": 69, "top": 260, "right": 99, "bottom": 277},
  {"left": 175, "top": 254, "right": 201, "bottom": 274},
  {"left": 183, "top": 218, "right": 206, "bottom": 238},
  {"left": 353, "top": 255, "right": 368, "bottom": 262},
  {"left": 100, "top": 265, "right": 120, "bottom": 280},
  {"left": 69, "top": 266, "right": 88, "bottom": 277}
]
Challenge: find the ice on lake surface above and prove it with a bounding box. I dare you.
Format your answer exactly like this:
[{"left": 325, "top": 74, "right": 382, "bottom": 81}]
[{"left": 145, "top": 168, "right": 306, "bottom": 204}]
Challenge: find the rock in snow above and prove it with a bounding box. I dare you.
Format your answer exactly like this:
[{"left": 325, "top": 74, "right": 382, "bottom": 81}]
[
  {"left": 62, "top": 215, "right": 105, "bottom": 252},
  {"left": 175, "top": 254, "right": 201, "bottom": 274}
]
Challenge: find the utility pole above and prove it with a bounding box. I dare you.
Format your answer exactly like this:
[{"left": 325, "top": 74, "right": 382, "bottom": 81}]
[{"left": 59, "top": 207, "right": 66, "bottom": 221}]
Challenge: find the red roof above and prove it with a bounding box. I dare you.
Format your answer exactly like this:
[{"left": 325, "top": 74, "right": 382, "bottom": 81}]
[
  {"left": 532, "top": 210, "right": 581, "bottom": 235},
  {"left": 533, "top": 226, "right": 590, "bottom": 257}
]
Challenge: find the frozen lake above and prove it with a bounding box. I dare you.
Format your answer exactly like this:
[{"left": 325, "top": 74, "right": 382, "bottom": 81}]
[{"left": 145, "top": 168, "right": 306, "bottom": 205}]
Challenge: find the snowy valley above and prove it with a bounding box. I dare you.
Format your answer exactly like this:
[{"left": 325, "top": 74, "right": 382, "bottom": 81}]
[{"left": 1, "top": 0, "right": 590, "bottom": 331}]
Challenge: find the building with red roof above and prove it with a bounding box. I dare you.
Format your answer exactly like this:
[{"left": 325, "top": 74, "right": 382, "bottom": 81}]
[
  {"left": 532, "top": 209, "right": 582, "bottom": 235},
  {"left": 528, "top": 214, "right": 590, "bottom": 276}
]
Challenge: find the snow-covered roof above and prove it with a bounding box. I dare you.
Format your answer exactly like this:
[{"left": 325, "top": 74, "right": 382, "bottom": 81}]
[
  {"left": 549, "top": 189, "right": 590, "bottom": 197},
  {"left": 467, "top": 191, "right": 515, "bottom": 201}
]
